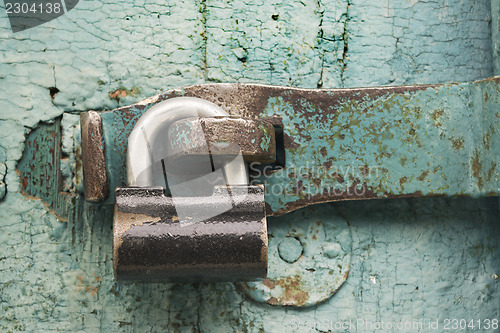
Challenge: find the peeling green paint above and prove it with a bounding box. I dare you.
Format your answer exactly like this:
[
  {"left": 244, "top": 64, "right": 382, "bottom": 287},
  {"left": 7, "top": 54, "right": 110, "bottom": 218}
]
[{"left": 0, "top": 0, "right": 499, "bottom": 331}]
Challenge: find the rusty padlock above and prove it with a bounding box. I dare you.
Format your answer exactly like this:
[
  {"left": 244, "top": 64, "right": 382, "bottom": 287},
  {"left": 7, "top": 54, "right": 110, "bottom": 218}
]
[{"left": 113, "top": 97, "right": 268, "bottom": 282}]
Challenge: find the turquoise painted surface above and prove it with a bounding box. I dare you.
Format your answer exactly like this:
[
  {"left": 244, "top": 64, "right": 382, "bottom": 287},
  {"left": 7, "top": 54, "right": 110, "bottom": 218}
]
[{"left": 0, "top": 0, "right": 499, "bottom": 332}]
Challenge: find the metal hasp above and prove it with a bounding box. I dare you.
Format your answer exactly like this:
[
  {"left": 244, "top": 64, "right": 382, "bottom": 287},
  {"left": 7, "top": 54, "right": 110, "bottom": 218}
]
[
  {"left": 112, "top": 97, "right": 269, "bottom": 282},
  {"left": 81, "top": 77, "right": 500, "bottom": 214}
]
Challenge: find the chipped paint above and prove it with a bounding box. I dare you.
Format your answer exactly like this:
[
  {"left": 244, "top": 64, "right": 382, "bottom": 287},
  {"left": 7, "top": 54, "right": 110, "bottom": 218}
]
[
  {"left": 109, "top": 86, "right": 142, "bottom": 102},
  {"left": 0, "top": 162, "right": 6, "bottom": 200},
  {"left": 112, "top": 210, "right": 161, "bottom": 276}
]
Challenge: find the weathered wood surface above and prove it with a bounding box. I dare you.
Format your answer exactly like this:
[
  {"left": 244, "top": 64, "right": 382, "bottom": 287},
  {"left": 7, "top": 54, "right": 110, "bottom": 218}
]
[{"left": 0, "top": 0, "right": 499, "bottom": 331}]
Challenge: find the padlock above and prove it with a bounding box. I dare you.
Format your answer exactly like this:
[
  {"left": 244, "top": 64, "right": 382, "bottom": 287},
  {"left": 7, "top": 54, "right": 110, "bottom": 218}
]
[{"left": 114, "top": 97, "right": 268, "bottom": 282}]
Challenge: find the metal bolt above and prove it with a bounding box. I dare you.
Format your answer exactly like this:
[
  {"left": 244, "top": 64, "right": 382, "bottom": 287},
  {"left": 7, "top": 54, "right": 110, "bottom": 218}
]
[
  {"left": 278, "top": 237, "right": 303, "bottom": 263},
  {"left": 322, "top": 242, "right": 342, "bottom": 259}
]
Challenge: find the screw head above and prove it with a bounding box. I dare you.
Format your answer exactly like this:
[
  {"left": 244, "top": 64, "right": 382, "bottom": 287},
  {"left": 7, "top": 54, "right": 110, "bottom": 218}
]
[{"left": 278, "top": 237, "right": 303, "bottom": 263}]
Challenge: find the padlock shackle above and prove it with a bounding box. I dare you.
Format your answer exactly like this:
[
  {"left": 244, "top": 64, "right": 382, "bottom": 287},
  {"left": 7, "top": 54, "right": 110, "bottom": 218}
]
[{"left": 126, "top": 97, "right": 248, "bottom": 187}]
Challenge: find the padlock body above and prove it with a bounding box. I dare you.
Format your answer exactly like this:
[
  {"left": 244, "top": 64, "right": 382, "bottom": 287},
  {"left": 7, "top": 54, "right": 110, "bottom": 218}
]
[{"left": 113, "top": 186, "right": 267, "bottom": 282}]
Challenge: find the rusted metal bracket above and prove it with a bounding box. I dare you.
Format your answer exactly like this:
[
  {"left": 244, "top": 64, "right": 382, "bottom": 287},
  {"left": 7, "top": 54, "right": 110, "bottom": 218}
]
[{"left": 81, "top": 77, "right": 500, "bottom": 215}]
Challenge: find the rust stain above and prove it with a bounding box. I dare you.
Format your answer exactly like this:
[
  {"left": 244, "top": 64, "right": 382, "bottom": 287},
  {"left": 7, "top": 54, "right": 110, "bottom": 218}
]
[
  {"left": 417, "top": 171, "right": 429, "bottom": 181},
  {"left": 267, "top": 297, "right": 279, "bottom": 305},
  {"left": 262, "top": 278, "right": 276, "bottom": 289},
  {"left": 265, "top": 275, "right": 309, "bottom": 306},
  {"left": 483, "top": 125, "right": 494, "bottom": 150},
  {"left": 268, "top": 190, "right": 430, "bottom": 216},
  {"left": 451, "top": 138, "right": 464, "bottom": 150},
  {"left": 85, "top": 285, "right": 98, "bottom": 296},
  {"left": 77, "top": 275, "right": 98, "bottom": 296},
  {"left": 487, "top": 162, "right": 497, "bottom": 181},
  {"left": 431, "top": 109, "right": 445, "bottom": 127},
  {"left": 109, "top": 87, "right": 141, "bottom": 101},
  {"left": 331, "top": 172, "right": 344, "bottom": 183},
  {"left": 472, "top": 150, "right": 483, "bottom": 189},
  {"left": 399, "top": 176, "right": 407, "bottom": 188},
  {"left": 113, "top": 210, "right": 161, "bottom": 275},
  {"left": 267, "top": 181, "right": 379, "bottom": 216}
]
